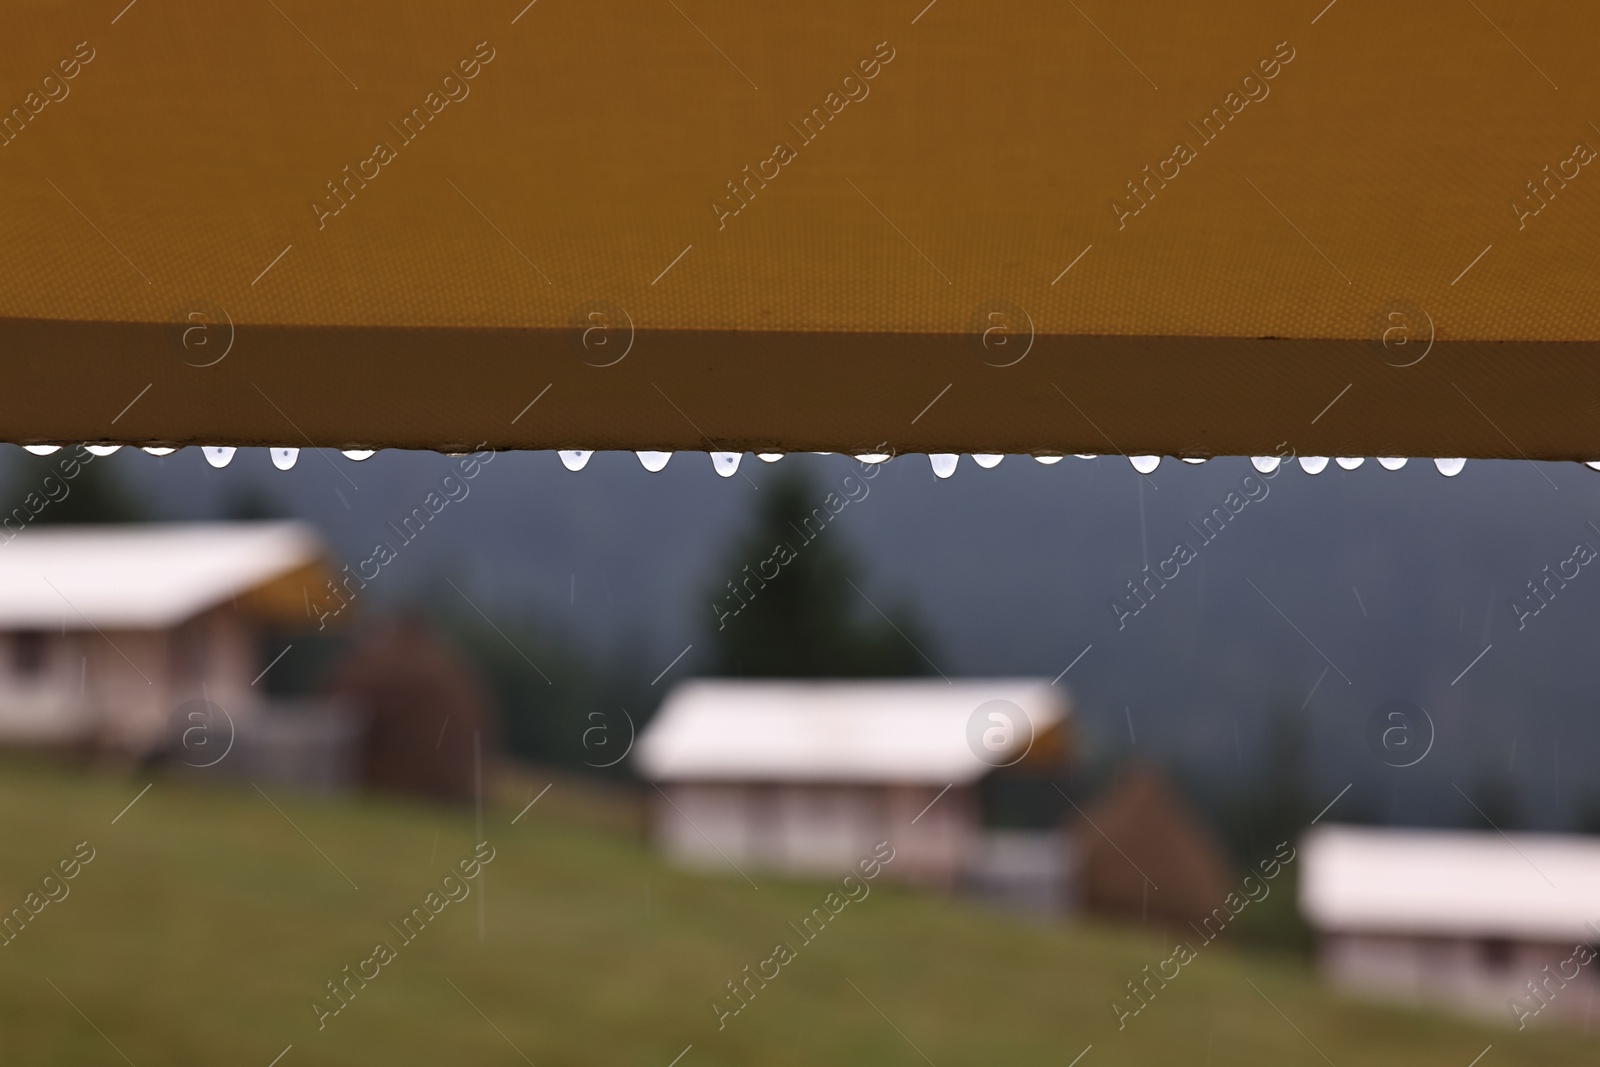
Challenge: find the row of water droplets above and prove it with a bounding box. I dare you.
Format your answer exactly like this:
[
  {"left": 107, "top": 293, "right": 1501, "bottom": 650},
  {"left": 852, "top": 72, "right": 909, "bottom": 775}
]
[
  {"left": 21, "top": 444, "right": 359, "bottom": 470},
  {"left": 936, "top": 454, "right": 1475, "bottom": 477},
  {"left": 21, "top": 445, "right": 1553, "bottom": 479}
]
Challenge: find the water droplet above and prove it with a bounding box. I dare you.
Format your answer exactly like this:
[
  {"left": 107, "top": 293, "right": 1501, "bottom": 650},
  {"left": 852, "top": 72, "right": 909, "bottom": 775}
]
[
  {"left": 972, "top": 454, "right": 1003, "bottom": 469},
  {"left": 757, "top": 453, "right": 785, "bottom": 463},
  {"left": 710, "top": 452, "right": 742, "bottom": 477},
  {"left": 1033, "top": 455, "right": 1064, "bottom": 465},
  {"left": 636, "top": 451, "right": 672, "bottom": 472},
  {"left": 1377, "top": 457, "right": 1408, "bottom": 471},
  {"left": 1434, "top": 457, "right": 1466, "bottom": 477},
  {"left": 1298, "top": 456, "right": 1329, "bottom": 475},
  {"left": 271, "top": 447, "right": 299, "bottom": 471},
  {"left": 1250, "top": 456, "right": 1280, "bottom": 474},
  {"left": 558, "top": 450, "right": 592, "bottom": 472},
  {"left": 855, "top": 453, "right": 892, "bottom": 464},
  {"left": 84, "top": 445, "right": 121, "bottom": 456},
  {"left": 203, "top": 446, "right": 236, "bottom": 468},
  {"left": 1586, "top": 461, "right": 1600, "bottom": 472},
  {"left": 1074, "top": 454, "right": 1098, "bottom": 460},
  {"left": 23, "top": 444, "right": 61, "bottom": 456},
  {"left": 141, "top": 447, "right": 176, "bottom": 457},
  {"left": 1129, "top": 455, "right": 1161, "bottom": 475},
  {"left": 929, "top": 454, "right": 959, "bottom": 479},
  {"left": 341, "top": 449, "right": 375, "bottom": 461},
  {"left": 1335, "top": 457, "right": 1364, "bottom": 470},
  {"left": 1180, "top": 457, "right": 1208, "bottom": 465}
]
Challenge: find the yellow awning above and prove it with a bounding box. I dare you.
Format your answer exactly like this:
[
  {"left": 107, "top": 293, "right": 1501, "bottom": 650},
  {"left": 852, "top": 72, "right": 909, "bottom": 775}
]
[{"left": 4, "top": 0, "right": 1597, "bottom": 458}]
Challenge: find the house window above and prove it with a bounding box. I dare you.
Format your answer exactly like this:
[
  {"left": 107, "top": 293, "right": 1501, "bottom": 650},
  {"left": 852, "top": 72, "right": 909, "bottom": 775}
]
[
  {"left": 1478, "top": 937, "right": 1514, "bottom": 970},
  {"left": 12, "top": 631, "right": 46, "bottom": 679}
]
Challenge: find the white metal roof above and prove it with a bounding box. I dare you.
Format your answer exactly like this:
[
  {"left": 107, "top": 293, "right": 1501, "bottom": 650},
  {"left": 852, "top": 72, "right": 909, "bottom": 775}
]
[
  {"left": 0, "top": 522, "right": 325, "bottom": 630},
  {"left": 634, "top": 678, "right": 1068, "bottom": 784},
  {"left": 1301, "top": 825, "right": 1600, "bottom": 943}
]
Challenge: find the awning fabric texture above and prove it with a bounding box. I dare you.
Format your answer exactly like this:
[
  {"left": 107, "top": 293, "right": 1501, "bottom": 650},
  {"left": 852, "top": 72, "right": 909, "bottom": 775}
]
[{"left": 3, "top": 1, "right": 1597, "bottom": 458}]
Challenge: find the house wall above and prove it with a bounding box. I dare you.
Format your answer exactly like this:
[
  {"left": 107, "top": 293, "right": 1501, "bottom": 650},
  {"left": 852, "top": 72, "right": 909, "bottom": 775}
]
[
  {"left": 652, "top": 781, "right": 978, "bottom": 886},
  {"left": 164, "top": 607, "right": 260, "bottom": 717},
  {"left": 0, "top": 629, "right": 97, "bottom": 743},
  {"left": 0, "top": 607, "right": 262, "bottom": 756},
  {"left": 1321, "top": 930, "right": 1600, "bottom": 1029}
]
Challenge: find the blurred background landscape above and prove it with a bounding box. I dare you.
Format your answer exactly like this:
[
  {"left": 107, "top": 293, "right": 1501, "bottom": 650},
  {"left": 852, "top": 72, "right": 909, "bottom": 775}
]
[
  {"left": 14, "top": 443, "right": 1593, "bottom": 836},
  {"left": 3, "top": 444, "right": 1599, "bottom": 1064}
]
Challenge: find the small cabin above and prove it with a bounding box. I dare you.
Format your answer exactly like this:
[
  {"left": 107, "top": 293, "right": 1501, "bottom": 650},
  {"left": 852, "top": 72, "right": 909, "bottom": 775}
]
[
  {"left": 1301, "top": 825, "right": 1600, "bottom": 1029},
  {"left": 634, "top": 678, "right": 1070, "bottom": 888},
  {"left": 0, "top": 522, "right": 340, "bottom": 767}
]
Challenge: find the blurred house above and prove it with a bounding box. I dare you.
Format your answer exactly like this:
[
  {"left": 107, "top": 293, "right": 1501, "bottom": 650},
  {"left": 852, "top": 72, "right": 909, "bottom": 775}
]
[
  {"left": 330, "top": 618, "right": 494, "bottom": 803},
  {"left": 1302, "top": 825, "right": 1600, "bottom": 1028},
  {"left": 634, "top": 678, "right": 1069, "bottom": 889},
  {"left": 1069, "top": 764, "right": 1234, "bottom": 929},
  {"left": 0, "top": 522, "right": 357, "bottom": 784}
]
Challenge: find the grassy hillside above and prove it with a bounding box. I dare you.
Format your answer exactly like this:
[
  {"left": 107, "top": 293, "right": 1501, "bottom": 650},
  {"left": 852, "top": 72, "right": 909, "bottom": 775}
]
[{"left": 0, "top": 759, "right": 1587, "bottom": 1066}]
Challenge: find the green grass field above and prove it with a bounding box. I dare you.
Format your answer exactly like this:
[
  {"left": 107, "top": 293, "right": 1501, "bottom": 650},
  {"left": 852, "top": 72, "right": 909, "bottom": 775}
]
[{"left": 0, "top": 758, "right": 1587, "bottom": 1066}]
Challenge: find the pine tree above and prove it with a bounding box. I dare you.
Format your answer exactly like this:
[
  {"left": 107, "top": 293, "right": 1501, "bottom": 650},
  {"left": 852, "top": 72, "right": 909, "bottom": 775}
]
[
  {"left": 704, "top": 469, "right": 935, "bottom": 677},
  {"left": 2, "top": 448, "right": 145, "bottom": 525}
]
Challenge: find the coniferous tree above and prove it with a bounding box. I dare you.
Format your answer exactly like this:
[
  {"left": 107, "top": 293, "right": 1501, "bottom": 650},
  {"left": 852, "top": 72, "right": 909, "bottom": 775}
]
[
  {"left": 1, "top": 449, "right": 145, "bottom": 525},
  {"left": 703, "top": 469, "right": 935, "bottom": 677}
]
